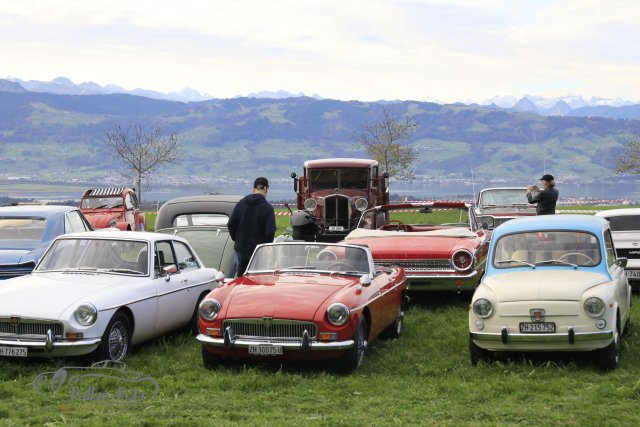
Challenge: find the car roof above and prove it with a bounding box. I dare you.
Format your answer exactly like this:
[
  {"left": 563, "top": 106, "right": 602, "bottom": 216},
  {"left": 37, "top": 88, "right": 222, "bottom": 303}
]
[
  {"left": 303, "top": 158, "right": 378, "bottom": 168},
  {"left": 0, "top": 205, "right": 80, "bottom": 217},
  {"left": 492, "top": 214, "right": 608, "bottom": 237},
  {"left": 82, "top": 188, "right": 132, "bottom": 197},
  {"left": 594, "top": 208, "right": 640, "bottom": 218},
  {"left": 155, "top": 195, "right": 242, "bottom": 230},
  {"left": 57, "top": 229, "right": 188, "bottom": 244}
]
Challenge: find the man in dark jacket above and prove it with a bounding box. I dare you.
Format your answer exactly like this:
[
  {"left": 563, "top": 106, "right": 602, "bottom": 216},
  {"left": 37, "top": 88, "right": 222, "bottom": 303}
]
[
  {"left": 227, "top": 177, "right": 276, "bottom": 276},
  {"left": 526, "top": 174, "right": 559, "bottom": 215}
]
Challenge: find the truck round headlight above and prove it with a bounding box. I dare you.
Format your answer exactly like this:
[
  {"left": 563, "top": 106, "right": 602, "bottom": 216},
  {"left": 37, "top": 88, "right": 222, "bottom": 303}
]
[
  {"left": 304, "top": 198, "right": 318, "bottom": 211},
  {"left": 473, "top": 298, "right": 493, "bottom": 318},
  {"left": 199, "top": 299, "right": 221, "bottom": 321},
  {"left": 584, "top": 297, "right": 605, "bottom": 318},
  {"left": 452, "top": 250, "right": 474, "bottom": 271},
  {"left": 74, "top": 303, "right": 97, "bottom": 326},
  {"left": 354, "top": 198, "right": 368, "bottom": 212},
  {"left": 327, "top": 303, "right": 350, "bottom": 326}
]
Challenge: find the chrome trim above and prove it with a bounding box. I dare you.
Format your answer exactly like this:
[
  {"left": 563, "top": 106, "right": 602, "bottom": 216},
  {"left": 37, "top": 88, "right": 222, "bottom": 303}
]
[
  {"left": 470, "top": 329, "right": 613, "bottom": 343},
  {"left": 406, "top": 270, "right": 478, "bottom": 280},
  {"left": 197, "top": 334, "right": 354, "bottom": 351},
  {"left": 0, "top": 338, "right": 102, "bottom": 348}
]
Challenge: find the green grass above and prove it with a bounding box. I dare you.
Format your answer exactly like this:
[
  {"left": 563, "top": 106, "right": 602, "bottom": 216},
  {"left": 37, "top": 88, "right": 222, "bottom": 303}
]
[{"left": 2, "top": 293, "right": 640, "bottom": 426}]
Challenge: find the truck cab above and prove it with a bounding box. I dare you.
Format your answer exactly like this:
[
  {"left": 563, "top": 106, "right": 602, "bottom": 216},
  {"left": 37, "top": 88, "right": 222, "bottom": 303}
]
[{"left": 290, "top": 158, "right": 389, "bottom": 242}]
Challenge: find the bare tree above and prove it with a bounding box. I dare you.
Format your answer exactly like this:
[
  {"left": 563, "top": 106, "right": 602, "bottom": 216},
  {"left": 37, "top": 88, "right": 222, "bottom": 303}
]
[
  {"left": 353, "top": 107, "right": 418, "bottom": 181},
  {"left": 103, "top": 124, "right": 182, "bottom": 203},
  {"left": 615, "top": 140, "right": 640, "bottom": 176}
]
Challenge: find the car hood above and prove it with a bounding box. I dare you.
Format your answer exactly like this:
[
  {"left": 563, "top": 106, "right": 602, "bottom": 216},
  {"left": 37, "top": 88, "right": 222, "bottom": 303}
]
[
  {"left": 346, "top": 234, "right": 476, "bottom": 259},
  {"left": 482, "top": 270, "right": 610, "bottom": 302},
  {"left": 83, "top": 212, "right": 120, "bottom": 228},
  {"left": 223, "top": 273, "right": 359, "bottom": 319},
  {"left": 0, "top": 272, "right": 135, "bottom": 319}
]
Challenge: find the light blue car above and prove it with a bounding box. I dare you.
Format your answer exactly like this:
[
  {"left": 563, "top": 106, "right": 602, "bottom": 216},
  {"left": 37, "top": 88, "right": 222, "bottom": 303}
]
[
  {"left": 0, "top": 205, "right": 93, "bottom": 279},
  {"left": 469, "top": 214, "right": 631, "bottom": 370}
]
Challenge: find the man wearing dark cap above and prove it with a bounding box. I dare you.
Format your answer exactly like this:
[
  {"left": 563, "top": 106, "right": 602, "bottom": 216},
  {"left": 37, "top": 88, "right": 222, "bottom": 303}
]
[
  {"left": 227, "top": 177, "right": 276, "bottom": 276},
  {"left": 526, "top": 174, "right": 559, "bottom": 215}
]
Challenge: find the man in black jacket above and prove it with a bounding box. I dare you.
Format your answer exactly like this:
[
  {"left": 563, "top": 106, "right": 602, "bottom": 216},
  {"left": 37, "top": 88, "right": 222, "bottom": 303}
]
[
  {"left": 526, "top": 174, "right": 559, "bottom": 215},
  {"left": 227, "top": 177, "right": 276, "bottom": 276}
]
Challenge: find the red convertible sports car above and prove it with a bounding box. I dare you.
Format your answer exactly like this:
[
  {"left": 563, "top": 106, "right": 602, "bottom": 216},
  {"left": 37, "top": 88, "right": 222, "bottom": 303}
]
[
  {"left": 344, "top": 202, "right": 491, "bottom": 292},
  {"left": 197, "top": 241, "right": 408, "bottom": 373}
]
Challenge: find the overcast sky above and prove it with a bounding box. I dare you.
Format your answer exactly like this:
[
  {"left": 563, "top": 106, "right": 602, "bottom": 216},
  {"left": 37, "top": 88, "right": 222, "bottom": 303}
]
[{"left": 1, "top": 0, "right": 639, "bottom": 103}]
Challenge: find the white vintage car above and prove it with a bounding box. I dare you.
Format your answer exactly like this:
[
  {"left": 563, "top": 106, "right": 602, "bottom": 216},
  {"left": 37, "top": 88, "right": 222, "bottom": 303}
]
[
  {"left": 595, "top": 208, "right": 640, "bottom": 286},
  {"left": 0, "top": 230, "right": 223, "bottom": 362},
  {"left": 469, "top": 215, "right": 631, "bottom": 370}
]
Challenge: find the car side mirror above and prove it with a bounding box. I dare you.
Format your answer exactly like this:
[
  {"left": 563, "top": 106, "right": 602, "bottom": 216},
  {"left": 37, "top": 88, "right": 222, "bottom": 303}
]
[
  {"left": 291, "top": 172, "right": 298, "bottom": 192},
  {"left": 360, "top": 275, "right": 372, "bottom": 287},
  {"left": 616, "top": 257, "right": 628, "bottom": 268},
  {"left": 162, "top": 264, "right": 178, "bottom": 281}
]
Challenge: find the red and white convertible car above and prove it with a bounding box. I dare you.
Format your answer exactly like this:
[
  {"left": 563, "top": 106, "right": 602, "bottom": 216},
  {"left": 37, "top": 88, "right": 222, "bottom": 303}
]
[{"left": 344, "top": 202, "right": 491, "bottom": 292}]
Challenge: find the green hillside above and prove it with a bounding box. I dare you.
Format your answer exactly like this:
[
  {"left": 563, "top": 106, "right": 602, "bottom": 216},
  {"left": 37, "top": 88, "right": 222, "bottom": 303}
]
[{"left": 0, "top": 92, "right": 638, "bottom": 185}]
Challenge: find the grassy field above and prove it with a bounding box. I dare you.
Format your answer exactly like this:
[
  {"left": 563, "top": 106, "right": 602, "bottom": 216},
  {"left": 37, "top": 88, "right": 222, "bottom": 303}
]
[
  {"left": 1, "top": 205, "right": 639, "bottom": 426},
  {"left": 1, "top": 293, "right": 640, "bottom": 426}
]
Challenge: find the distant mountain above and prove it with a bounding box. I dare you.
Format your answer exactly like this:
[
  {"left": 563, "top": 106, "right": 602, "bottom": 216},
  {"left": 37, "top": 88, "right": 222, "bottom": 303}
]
[
  {"left": 569, "top": 104, "right": 640, "bottom": 120},
  {"left": 0, "top": 90, "right": 639, "bottom": 187},
  {"left": 0, "top": 79, "right": 26, "bottom": 93},
  {"left": 511, "top": 97, "right": 539, "bottom": 114}
]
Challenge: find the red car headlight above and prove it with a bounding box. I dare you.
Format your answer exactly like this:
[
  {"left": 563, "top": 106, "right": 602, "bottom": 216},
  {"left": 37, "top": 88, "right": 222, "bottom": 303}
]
[
  {"left": 452, "top": 249, "right": 474, "bottom": 271},
  {"left": 199, "top": 299, "right": 221, "bottom": 321},
  {"left": 327, "top": 303, "right": 350, "bottom": 326}
]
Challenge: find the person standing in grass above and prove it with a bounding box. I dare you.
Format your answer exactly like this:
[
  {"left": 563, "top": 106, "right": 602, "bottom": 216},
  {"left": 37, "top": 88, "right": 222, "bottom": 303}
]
[
  {"left": 228, "top": 177, "right": 276, "bottom": 276},
  {"left": 526, "top": 174, "right": 559, "bottom": 215}
]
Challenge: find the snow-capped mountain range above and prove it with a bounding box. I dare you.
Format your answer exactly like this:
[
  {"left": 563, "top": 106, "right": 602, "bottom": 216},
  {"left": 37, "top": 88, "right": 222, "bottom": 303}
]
[{"left": 2, "top": 76, "right": 638, "bottom": 116}]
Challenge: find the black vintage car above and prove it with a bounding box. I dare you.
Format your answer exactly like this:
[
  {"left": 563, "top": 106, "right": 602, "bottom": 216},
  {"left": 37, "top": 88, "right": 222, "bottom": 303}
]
[{"left": 155, "top": 195, "right": 241, "bottom": 278}]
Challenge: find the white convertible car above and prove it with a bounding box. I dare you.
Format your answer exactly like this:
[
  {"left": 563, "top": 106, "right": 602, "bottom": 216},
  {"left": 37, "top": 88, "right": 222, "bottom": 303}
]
[
  {"left": 0, "top": 231, "right": 223, "bottom": 362},
  {"left": 469, "top": 215, "right": 631, "bottom": 370},
  {"left": 595, "top": 208, "right": 640, "bottom": 286}
]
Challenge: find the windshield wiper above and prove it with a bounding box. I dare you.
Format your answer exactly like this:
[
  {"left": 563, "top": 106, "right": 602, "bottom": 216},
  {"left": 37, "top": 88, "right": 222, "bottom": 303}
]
[
  {"left": 274, "top": 266, "right": 316, "bottom": 274},
  {"left": 99, "top": 268, "right": 145, "bottom": 275},
  {"left": 62, "top": 267, "right": 98, "bottom": 273},
  {"left": 496, "top": 259, "right": 535, "bottom": 268},
  {"left": 329, "top": 270, "right": 361, "bottom": 276},
  {"left": 535, "top": 259, "right": 578, "bottom": 268}
]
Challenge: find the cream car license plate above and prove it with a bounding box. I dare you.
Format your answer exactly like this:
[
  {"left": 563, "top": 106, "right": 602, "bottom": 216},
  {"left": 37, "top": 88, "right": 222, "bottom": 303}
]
[
  {"left": 328, "top": 226, "right": 344, "bottom": 232},
  {"left": 625, "top": 270, "right": 640, "bottom": 279},
  {"left": 248, "top": 345, "right": 283, "bottom": 356},
  {"left": 519, "top": 322, "right": 555, "bottom": 333},
  {"left": 0, "top": 346, "right": 27, "bottom": 357}
]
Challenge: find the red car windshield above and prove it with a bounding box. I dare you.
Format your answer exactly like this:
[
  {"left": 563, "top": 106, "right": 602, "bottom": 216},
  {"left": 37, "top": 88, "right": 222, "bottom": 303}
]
[{"left": 81, "top": 196, "right": 124, "bottom": 209}]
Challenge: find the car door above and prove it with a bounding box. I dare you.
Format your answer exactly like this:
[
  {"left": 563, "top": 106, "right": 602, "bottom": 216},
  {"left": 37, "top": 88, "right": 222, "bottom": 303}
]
[
  {"left": 604, "top": 229, "right": 631, "bottom": 322},
  {"left": 153, "top": 239, "right": 198, "bottom": 333}
]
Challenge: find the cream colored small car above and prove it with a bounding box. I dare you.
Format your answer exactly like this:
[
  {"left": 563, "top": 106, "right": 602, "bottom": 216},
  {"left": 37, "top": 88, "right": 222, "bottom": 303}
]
[{"left": 469, "top": 215, "right": 631, "bottom": 370}]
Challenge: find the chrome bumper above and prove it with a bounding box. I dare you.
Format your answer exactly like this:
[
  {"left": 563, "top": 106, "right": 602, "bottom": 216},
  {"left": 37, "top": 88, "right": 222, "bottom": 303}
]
[
  {"left": 470, "top": 327, "right": 613, "bottom": 344},
  {"left": 196, "top": 334, "right": 354, "bottom": 351},
  {"left": 0, "top": 335, "right": 102, "bottom": 353},
  {"left": 407, "top": 270, "right": 479, "bottom": 291}
]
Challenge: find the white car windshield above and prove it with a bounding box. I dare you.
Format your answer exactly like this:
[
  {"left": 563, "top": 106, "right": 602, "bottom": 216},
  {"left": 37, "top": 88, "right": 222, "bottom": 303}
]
[
  {"left": 493, "top": 231, "right": 601, "bottom": 268},
  {"left": 479, "top": 189, "right": 529, "bottom": 206},
  {"left": 247, "top": 243, "right": 370, "bottom": 275},
  {"left": 36, "top": 238, "right": 149, "bottom": 275}
]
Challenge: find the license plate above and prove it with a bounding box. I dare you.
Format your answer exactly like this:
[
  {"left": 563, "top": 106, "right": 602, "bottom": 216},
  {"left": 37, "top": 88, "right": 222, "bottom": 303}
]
[
  {"left": 0, "top": 346, "right": 28, "bottom": 357},
  {"left": 626, "top": 270, "right": 640, "bottom": 278},
  {"left": 248, "top": 345, "right": 283, "bottom": 356},
  {"left": 519, "top": 322, "right": 556, "bottom": 333},
  {"left": 328, "top": 226, "right": 344, "bottom": 232}
]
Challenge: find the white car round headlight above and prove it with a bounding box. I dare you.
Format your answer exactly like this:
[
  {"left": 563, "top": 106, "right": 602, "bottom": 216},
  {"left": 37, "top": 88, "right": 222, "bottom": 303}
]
[
  {"left": 327, "top": 303, "right": 350, "bottom": 326},
  {"left": 74, "top": 303, "right": 97, "bottom": 326},
  {"left": 304, "top": 198, "right": 318, "bottom": 211},
  {"left": 199, "top": 299, "right": 221, "bottom": 321},
  {"left": 354, "top": 198, "right": 368, "bottom": 212},
  {"left": 584, "top": 297, "right": 605, "bottom": 318},
  {"left": 473, "top": 298, "right": 493, "bottom": 318}
]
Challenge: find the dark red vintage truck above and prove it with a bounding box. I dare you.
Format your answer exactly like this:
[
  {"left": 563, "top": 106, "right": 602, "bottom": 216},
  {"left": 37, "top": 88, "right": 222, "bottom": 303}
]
[{"left": 290, "top": 158, "right": 389, "bottom": 242}]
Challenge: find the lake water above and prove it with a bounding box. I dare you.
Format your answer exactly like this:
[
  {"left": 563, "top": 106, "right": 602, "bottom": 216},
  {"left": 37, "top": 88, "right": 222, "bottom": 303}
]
[{"left": 2, "top": 180, "right": 638, "bottom": 205}]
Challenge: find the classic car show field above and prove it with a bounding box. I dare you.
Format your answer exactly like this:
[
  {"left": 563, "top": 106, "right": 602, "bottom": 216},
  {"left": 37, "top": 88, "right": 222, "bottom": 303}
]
[
  {"left": 1, "top": 293, "right": 640, "bottom": 425},
  {"left": 1, "top": 206, "right": 640, "bottom": 426}
]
